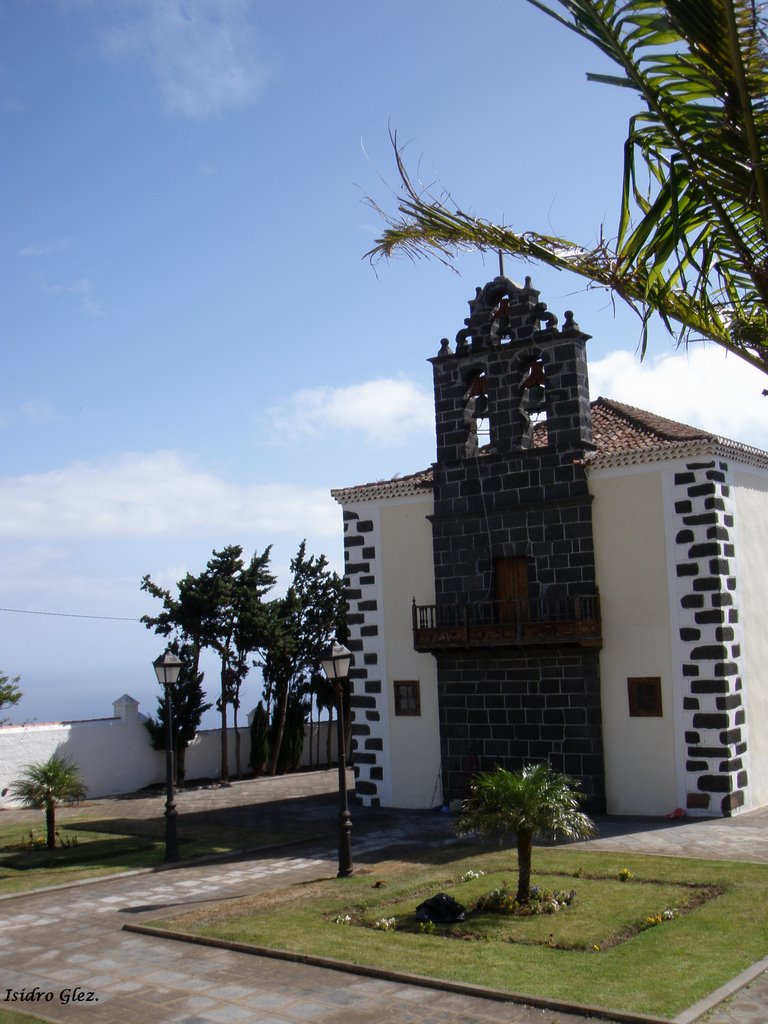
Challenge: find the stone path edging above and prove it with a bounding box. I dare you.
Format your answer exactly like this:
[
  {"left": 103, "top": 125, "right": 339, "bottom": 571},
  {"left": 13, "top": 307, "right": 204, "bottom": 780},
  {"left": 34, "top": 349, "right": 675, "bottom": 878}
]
[
  {"left": 0, "top": 835, "right": 320, "bottom": 903},
  {"left": 124, "top": 922, "right": 671, "bottom": 1024}
]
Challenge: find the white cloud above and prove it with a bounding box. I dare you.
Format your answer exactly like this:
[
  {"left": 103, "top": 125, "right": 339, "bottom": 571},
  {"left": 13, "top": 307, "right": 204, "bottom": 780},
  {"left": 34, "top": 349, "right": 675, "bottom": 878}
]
[
  {"left": 19, "top": 400, "right": 62, "bottom": 424},
  {"left": 0, "top": 400, "right": 62, "bottom": 429},
  {"left": 271, "top": 378, "right": 434, "bottom": 447},
  {"left": 43, "top": 278, "right": 90, "bottom": 294},
  {"left": 0, "top": 544, "right": 121, "bottom": 616},
  {"left": 82, "top": 294, "right": 105, "bottom": 318},
  {"left": 20, "top": 238, "right": 70, "bottom": 258},
  {"left": 43, "top": 276, "right": 105, "bottom": 318},
  {"left": 99, "top": 0, "right": 269, "bottom": 118},
  {"left": 0, "top": 544, "right": 69, "bottom": 589},
  {"left": 0, "top": 451, "right": 339, "bottom": 539},
  {"left": 589, "top": 346, "right": 768, "bottom": 450}
]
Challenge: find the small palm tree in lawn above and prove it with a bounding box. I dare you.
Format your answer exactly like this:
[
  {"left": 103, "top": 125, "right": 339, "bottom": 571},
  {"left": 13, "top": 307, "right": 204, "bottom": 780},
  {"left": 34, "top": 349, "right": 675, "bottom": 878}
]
[
  {"left": 457, "top": 763, "right": 595, "bottom": 904},
  {"left": 9, "top": 754, "right": 86, "bottom": 850}
]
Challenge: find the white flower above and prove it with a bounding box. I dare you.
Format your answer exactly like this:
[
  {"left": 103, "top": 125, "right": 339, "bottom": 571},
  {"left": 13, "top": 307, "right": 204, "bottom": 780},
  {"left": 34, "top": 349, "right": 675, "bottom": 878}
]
[{"left": 373, "top": 917, "right": 397, "bottom": 931}]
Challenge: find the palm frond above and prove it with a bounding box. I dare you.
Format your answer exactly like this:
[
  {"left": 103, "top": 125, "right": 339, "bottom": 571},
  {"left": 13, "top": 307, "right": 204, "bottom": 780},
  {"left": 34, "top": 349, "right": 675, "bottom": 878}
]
[
  {"left": 9, "top": 753, "right": 86, "bottom": 809},
  {"left": 457, "top": 763, "right": 596, "bottom": 842},
  {"left": 369, "top": 1, "right": 768, "bottom": 375}
]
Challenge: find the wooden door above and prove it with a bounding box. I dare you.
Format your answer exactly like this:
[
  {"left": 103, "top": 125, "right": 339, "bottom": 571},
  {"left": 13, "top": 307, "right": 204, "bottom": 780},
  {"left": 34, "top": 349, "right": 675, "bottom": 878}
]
[{"left": 494, "top": 557, "right": 529, "bottom": 624}]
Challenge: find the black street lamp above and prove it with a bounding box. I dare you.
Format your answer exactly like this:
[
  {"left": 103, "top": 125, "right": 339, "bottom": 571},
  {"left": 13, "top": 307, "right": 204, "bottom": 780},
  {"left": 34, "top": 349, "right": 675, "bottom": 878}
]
[
  {"left": 153, "top": 651, "right": 183, "bottom": 863},
  {"left": 320, "top": 641, "right": 353, "bottom": 878}
]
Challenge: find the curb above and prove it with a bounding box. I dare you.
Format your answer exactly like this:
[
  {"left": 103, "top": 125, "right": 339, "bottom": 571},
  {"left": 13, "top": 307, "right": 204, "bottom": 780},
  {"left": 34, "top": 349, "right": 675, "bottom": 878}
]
[
  {"left": 123, "top": 922, "right": 670, "bottom": 1024},
  {"left": 0, "top": 833, "right": 322, "bottom": 903}
]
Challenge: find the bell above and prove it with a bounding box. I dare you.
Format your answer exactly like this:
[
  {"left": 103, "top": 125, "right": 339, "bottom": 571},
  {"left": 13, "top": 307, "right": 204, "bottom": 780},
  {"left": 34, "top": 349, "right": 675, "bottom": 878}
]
[
  {"left": 474, "top": 393, "right": 489, "bottom": 419},
  {"left": 525, "top": 384, "right": 546, "bottom": 411}
]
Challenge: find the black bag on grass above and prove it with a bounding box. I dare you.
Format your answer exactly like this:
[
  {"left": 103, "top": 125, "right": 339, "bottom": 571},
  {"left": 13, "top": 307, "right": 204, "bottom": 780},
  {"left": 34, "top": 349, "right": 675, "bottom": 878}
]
[{"left": 415, "top": 892, "right": 466, "bottom": 923}]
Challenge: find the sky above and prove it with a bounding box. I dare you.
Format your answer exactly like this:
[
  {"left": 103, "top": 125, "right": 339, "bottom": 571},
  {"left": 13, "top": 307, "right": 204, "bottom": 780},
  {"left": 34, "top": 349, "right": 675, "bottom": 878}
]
[{"left": 3, "top": 0, "right": 768, "bottom": 730}]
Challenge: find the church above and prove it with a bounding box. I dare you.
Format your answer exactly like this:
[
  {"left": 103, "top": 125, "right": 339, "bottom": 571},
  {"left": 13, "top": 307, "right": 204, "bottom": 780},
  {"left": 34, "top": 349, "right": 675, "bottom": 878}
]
[{"left": 332, "top": 275, "right": 768, "bottom": 817}]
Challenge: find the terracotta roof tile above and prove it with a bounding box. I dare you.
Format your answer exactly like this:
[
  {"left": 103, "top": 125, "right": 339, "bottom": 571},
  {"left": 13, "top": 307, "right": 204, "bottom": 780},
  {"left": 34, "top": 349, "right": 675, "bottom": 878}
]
[
  {"left": 330, "top": 467, "right": 433, "bottom": 504},
  {"left": 590, "top": 397, "right": 714, "bottom": 451},
  {"left": 332, "top": 398, "right": 765, "bottom": 502}
]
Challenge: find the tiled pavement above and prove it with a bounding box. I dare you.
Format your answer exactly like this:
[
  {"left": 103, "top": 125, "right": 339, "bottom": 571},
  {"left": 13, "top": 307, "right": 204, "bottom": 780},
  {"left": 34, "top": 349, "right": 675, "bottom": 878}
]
[{"left": 2, "top": 772, "right": 768, "bottom": 1024}]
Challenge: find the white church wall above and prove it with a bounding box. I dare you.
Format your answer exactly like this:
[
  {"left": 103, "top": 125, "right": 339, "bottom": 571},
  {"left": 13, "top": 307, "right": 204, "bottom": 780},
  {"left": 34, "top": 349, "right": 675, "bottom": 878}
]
[
  {"left": 590, "top": 465, "right": 680, "bottom": 815},
  {"left": 380, "top": 495, "right": 442, "bottom": 808}
]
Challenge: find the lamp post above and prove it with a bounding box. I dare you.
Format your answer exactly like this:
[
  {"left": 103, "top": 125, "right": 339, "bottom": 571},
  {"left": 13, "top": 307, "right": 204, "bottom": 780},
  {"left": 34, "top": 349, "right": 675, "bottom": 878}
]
[
  {"left": 320, "top": 641, "right": 353, "bottom": 877},
  {"left": 152, "top": 651, "right": 183, "bottom": 863}
]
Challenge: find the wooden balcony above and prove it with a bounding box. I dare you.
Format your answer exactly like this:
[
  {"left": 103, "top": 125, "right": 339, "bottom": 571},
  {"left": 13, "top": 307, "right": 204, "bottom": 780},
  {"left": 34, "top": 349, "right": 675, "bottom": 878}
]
[{"left": 412, "top": 595, "right": 602, "bottom": 651}]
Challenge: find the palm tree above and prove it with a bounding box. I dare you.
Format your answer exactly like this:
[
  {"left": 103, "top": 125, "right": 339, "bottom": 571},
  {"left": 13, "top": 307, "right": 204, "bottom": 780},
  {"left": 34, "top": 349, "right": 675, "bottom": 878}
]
[
  {"left": 457, "top": 763, "right": 595, "bottom": 904},
  {"left": 9, "top": 754, "right": 86, "bottom": 850},
  {"left": 369, "top": 1, "right": 768, "bottom": 376}
]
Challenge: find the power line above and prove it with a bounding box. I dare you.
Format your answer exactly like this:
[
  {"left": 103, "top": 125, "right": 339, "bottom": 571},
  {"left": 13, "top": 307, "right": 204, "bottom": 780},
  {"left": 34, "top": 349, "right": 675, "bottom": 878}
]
[{"left": 0, "top": 606, "right": 141, "bottom": 623}]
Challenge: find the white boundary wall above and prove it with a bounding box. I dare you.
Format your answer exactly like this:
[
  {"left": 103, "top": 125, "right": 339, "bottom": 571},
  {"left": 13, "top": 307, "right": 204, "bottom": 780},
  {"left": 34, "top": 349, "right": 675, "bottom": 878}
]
[{"left": 0, "top": 695, "right": 336, "bottom": 807}]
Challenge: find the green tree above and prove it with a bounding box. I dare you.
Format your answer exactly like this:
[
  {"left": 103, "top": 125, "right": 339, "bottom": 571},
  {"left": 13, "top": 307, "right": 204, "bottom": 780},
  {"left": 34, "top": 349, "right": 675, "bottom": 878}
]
[
  {"left": 143, "top": 562, "right": 228, "bottom": 778},
  {"left": 197, "top": 546, "right": 244, "bottom": 784},
  {"left": 228, "top": 548, "right": 276, "bottom": 778},
  {"left": 141, "top": 569, "right": 218, "bottom": 684},
  {"left": 457, "top": 763, "right": 595, "bottom": 904},
  {"left": 271, "top": 690, "right": 311, "bottom": 774},
  {"left": 9, "top": 754, "right": 86, "bottom": 850},
  {"left": 370, "top": 1, "right": 768, "bottom": 374},
  {"left": 249, "top": 700, "right": 270, "bottom": 775},
  {"left": 261, "top": 542, "right": 346, "bottom": 776},
  {"left": 144, "top": 641, "right": 212, "bottom": 786},
  {"left": 142, "top": 571, "right": 220, "bottom": 781},
  {"left": 0, "top": 671, "right": 22, "bottom": 724},
  {"left": 142, "top": 545, "right": 275, "bottom": 783}
]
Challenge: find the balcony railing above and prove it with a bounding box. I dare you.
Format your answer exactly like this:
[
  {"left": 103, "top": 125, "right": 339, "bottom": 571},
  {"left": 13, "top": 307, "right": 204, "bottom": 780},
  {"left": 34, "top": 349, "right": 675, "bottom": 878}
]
[{"left": 412, "top": 594, "right": 601, "bottom": 650}]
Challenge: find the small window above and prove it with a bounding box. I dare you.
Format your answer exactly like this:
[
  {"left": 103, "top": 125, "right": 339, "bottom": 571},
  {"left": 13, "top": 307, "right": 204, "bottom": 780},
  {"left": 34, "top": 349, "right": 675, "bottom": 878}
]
[
  {"left": 394, "top": 680, "right": 421, "bottom": 716},
  {"left": 627, "top": 677, "right": 663, "bottom": 717}
]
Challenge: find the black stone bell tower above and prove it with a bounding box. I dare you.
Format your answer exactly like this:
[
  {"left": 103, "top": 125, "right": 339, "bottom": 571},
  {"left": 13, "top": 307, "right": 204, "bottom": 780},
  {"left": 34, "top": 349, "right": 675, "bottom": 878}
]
[{"left": 413, "top": 275, "right": 606, "bottom": 812}]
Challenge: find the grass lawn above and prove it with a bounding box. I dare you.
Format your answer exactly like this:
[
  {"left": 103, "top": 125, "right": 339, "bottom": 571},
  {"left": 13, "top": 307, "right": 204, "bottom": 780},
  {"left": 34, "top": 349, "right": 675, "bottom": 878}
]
[
  {"left": 0, "top": 1011, "right": 49, "bottom": 1024},
  {"left": 0, "top": 816, "right": 306, "bottom": 895},
  {"left": 155, "top": 842, "right": 768, "bottom": 1020}
]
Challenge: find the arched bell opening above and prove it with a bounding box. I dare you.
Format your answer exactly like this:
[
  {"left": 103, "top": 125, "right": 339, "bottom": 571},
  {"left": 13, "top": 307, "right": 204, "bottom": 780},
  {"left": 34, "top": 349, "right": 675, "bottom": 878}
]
[
  {"left": 462, "top": 369, "right": 490, "bottom": 457},
  {"left": 514, "top": 353, "right": 548, "bottom": 450}
]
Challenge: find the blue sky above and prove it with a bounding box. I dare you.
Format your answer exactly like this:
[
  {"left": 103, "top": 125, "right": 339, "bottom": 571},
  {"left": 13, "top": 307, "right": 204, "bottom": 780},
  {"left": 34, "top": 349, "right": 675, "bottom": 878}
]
[{"left": 3, "top": 0, "right": 768, "bottom": 729}]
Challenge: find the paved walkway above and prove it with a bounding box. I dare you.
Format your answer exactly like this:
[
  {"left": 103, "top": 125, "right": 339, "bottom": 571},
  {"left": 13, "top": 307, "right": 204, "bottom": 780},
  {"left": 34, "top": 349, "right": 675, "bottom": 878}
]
[
  {"left": 1, "top": 773, "right": 768, "bottom": 1024},
  {"left": 570, "top": 805, "right": 768, "bottom": 864}
]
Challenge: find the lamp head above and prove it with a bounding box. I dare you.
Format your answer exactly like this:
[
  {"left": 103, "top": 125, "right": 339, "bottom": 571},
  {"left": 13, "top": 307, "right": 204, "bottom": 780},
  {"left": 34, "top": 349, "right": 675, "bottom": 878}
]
[
  {"left": 153, "top": 651, "right": 183, "bottom": 687},
  {"left": 320, "top": 641, "right": 352, "bottom": 682}
]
